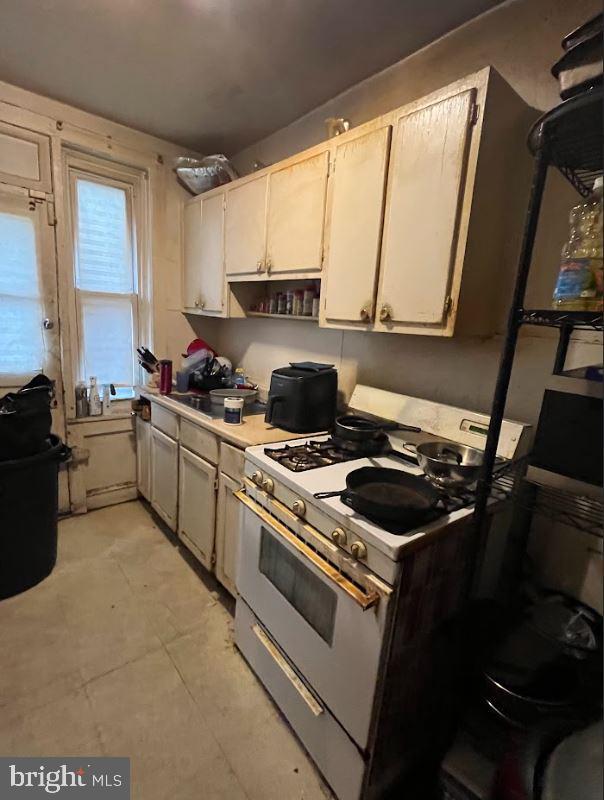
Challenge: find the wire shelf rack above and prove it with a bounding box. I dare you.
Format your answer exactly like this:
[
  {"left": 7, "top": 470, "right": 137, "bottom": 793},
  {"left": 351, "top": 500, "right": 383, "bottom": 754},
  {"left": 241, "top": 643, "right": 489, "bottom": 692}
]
[
  {"left": 529, "top": 87, "right": 603, "bottom": 196},
  {"left": 519, "top": 309, "right": 604, "bottom": 330}
]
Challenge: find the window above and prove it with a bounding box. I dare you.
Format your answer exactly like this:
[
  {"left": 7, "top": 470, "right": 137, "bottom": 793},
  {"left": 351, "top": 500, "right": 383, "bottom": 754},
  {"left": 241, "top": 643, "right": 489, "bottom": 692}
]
[
  {"left": 0, "top": 201, "right": 45, "bottom": 378},
  {"left": 70, "top": 167, "right": 142, "bottom": 397}
]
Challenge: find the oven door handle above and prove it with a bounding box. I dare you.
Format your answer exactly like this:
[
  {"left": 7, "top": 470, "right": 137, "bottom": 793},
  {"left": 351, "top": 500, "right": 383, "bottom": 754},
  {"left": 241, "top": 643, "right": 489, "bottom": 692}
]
[
  {"left": 252, "top": 624, "right": 324, "bottom": 717},
  {"left": 235, "top": 490, "right": 380, "bottom": 610}
]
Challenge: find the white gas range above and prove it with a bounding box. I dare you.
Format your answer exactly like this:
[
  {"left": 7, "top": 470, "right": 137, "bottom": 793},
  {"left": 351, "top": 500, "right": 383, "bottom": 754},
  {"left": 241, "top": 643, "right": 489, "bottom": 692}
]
[{"left": 234, "top": 387, "right": 530, "bottom": 800}]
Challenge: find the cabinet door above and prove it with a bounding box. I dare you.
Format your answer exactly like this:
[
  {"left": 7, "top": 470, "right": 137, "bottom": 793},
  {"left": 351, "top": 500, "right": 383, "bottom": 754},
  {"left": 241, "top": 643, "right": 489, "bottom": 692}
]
[
  {"left": 136, "top": 416, "right": 151, "bottom": 501},
  {"left": 266, "top": 150, "right": 329, "bottom": 276},
  {"left": 376, "top": 89, "right": 475, "bottom": 331},
  {"left": 225, "top": 175, "right": 268, "bottom": 277},
  {"left": 178, "top": 446, "right": 217, "bottom": 570},
  {"left": 183, "top": 197, "right": 202, "bottom": 309},
  {"left": 150, "top": 426, "right": 179, "bottom": 531},
  {"left": 322, "top": 127, "right": 391, "bottom": 325},
  {"left": 199, "top": 193, "right": 225, "bottom": 312},
  {"left": 214, "top": 472, "right": 242, "bottom": 597}
]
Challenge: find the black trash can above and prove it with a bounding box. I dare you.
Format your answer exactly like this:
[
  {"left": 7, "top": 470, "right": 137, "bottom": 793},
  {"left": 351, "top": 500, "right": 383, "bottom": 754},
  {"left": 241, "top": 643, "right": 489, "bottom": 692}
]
[{"left": 0, "top": 435, "right": 71, "bottom": 600}]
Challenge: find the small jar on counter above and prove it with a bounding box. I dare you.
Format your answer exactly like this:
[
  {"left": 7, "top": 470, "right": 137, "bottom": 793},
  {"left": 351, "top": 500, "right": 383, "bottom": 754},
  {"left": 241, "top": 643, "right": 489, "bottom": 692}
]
[{"left": 224, "top": 396, "right": 244, "bottom": 425}]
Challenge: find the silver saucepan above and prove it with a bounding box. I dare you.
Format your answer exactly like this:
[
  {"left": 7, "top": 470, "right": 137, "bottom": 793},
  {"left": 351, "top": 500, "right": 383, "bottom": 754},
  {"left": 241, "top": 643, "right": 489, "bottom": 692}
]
[{"left": 403, "top": 441, "right": 488, "bottom": 489}]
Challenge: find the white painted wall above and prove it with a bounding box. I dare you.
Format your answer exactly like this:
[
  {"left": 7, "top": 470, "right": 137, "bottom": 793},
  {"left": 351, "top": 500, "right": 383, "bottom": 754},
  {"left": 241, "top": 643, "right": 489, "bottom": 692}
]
[{"left": 188, "top": 0, "right": 602, "bottom": 428}]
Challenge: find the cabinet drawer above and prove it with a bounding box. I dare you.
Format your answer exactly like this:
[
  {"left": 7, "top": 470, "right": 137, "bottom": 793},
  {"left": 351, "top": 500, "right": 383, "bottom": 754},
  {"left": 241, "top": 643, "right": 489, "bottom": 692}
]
[
  {"left": 220, "top": 441, "right": 245, "bottom": 481},
  {"left": 180, "top": 418, "right": 219, "bottom": 464},
  {"left": 151, "top": 403, "right": 179, "bottom": 439},
  {"left": 235, "top": 600, "right": 364, "bottom": 800}
]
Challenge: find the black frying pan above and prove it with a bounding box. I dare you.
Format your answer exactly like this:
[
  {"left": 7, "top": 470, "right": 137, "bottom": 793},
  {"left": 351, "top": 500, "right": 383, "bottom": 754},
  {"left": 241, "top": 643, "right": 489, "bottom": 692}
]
[
  {"left": 314, "top": 466, "right": 440, "bottom": 524},
  {"left": 334, "top": 414, "right": 421, "bottom": 442}
]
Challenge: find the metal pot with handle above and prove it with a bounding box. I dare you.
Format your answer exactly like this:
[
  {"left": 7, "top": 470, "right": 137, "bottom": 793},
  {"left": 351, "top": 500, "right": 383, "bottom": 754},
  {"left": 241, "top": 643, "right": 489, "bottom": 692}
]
[{"left": 403, "top": 441, "right": 488, "bottom": 489}]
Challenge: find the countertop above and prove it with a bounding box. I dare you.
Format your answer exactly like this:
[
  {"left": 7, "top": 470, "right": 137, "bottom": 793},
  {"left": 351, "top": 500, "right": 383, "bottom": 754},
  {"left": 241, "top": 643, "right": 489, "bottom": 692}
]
[{"left": 138, "top": 387, "right": 321, "bottom": 449}]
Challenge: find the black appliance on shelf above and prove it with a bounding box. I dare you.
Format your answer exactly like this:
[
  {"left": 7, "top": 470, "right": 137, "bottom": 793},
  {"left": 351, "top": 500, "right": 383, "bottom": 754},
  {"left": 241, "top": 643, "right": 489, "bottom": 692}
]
[{"left": 264, "top": 362, "right": 337, "bottom": 433}]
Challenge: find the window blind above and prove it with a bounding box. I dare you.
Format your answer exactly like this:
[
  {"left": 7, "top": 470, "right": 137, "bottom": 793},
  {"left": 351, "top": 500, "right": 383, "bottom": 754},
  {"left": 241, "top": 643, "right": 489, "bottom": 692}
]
[
  {"left": 73, "top": 177, "right": 137, "bottom": 389},
  {"left": 0, "top": 211, "right": 44, "bottom": 374}
]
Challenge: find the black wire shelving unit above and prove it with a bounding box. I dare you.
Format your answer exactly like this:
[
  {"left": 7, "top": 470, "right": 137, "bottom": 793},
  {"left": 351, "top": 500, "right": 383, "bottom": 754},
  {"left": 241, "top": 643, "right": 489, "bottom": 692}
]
[{"left": 467, "top": 87, "right": 604, "bottom": 594}]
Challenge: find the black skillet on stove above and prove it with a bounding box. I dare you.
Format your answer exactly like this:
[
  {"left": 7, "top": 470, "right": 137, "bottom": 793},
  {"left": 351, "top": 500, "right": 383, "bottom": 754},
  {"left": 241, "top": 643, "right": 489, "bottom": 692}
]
[
  {"left": 332, "top": 414, "right": 421, "bottom": 464},
  {"left": 314, "top": 466, "right": 440, "bottom": 526}
]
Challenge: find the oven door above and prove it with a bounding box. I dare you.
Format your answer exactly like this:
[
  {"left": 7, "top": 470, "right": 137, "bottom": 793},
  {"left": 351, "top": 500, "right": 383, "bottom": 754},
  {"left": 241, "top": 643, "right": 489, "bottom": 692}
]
[{"left": 235, "top": 490, "right": 392, "bottom": 749}]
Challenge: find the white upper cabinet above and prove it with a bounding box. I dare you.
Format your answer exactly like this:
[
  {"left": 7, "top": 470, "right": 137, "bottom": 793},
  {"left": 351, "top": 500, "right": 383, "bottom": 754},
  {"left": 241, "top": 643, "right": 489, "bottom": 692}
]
[
  {"left": 375, "top": 89, "right": 475, "bottom": 333},
  {"left": 183, "top": 197, "right": 202, "bottom": 309},
  {"left": 225, "top": 174, "right": 268, "bottom": 278},
  {"left": 265, "top": 150, "right": 329, "bottom": 277},
  {"left": 321, "top": 127, "right": 391, "bottom": 327},
  {"left": 183, "top": 190, "right": 226, "bottom": 315}
]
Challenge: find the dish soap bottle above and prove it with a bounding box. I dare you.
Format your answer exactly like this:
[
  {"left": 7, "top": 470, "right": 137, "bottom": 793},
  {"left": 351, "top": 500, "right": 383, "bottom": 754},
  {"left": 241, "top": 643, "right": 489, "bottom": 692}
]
[
  {"left": 88, "top": 376, "right": 102, "bottom": 416},
  {"left": 552, "top": 177, "right": 603, "bottom": 311}
]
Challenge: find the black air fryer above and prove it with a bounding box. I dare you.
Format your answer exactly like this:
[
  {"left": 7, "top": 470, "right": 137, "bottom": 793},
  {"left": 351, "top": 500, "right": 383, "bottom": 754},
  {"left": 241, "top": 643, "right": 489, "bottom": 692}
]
[{"left": 265, "top": 362, "right": 337, "bottom": 433}]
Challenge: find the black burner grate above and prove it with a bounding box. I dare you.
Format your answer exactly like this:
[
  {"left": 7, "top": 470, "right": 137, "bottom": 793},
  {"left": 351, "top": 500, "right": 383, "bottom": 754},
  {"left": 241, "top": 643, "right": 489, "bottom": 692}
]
[{"left": 264, "top": 439, "right": 363, "bottom": 471}]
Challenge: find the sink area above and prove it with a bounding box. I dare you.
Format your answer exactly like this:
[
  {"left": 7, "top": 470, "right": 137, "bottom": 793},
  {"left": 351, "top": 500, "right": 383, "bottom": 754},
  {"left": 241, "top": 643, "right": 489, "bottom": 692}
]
[{"left": 169, "top": 393, "right": 267, "bottom": 419}]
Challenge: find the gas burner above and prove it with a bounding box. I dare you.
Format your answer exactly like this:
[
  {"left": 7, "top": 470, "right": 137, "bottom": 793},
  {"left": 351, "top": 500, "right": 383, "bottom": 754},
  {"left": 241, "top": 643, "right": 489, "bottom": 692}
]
[{"left": 264, "top": 438, "right": 364, "bottom": 471}]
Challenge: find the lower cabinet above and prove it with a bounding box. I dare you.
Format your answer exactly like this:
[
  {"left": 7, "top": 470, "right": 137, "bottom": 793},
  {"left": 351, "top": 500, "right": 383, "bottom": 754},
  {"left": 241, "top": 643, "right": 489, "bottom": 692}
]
[
  {"left": 215, "top": 473, "right": 243, "bottom": 597},
  {"left": 136, "top": 416, "right": 151, "bottom": 501},
  {"left": 150, "top": 426, "right": 179, "bottom": 531},
  {"left": 178, "top": 446, "right": 217, "bottom": 570}
]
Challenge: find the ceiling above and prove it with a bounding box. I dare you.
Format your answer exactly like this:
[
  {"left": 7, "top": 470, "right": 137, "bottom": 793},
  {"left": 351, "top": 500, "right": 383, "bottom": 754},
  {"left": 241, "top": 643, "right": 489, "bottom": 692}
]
[{"left": 0, "top": 0, "right": 504, "bottom": 154}]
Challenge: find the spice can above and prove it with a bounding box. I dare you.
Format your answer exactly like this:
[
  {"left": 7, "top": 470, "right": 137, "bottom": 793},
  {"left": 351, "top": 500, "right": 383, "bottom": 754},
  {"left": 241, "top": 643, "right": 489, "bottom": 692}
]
[{"left": 303, "top": 289, "right": 314, "bottom": 316}]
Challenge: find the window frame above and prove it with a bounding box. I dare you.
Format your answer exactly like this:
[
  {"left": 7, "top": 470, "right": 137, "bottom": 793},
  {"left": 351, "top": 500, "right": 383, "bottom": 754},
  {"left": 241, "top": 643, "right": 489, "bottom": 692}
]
[{"left": 64, "top": 153, "right": 150, "bottom": 403}]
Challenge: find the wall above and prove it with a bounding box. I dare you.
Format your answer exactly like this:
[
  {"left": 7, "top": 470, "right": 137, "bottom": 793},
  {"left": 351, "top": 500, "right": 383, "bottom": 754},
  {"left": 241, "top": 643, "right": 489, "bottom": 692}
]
[
  {"left": 0, "top": 79, "right": 197, "bottom": 511},
  {"left": 189, "top": 0, "right": 601, "bottom": 429}
]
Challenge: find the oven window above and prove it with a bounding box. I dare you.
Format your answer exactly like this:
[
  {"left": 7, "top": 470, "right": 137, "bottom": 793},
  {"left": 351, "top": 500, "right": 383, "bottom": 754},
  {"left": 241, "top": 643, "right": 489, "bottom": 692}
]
[{"left": 259, "top": 527, "right": 337, "bottom": 645}]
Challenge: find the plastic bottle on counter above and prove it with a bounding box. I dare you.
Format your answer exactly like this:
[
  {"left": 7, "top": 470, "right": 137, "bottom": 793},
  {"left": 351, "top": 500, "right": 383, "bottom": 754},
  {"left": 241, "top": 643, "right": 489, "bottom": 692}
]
[
  {"left": 553, "top": 176, "right": 603, "bottom": 311},
  {"left": 303, "top": 288, "right": 314, "bottom": 316},
  {"left": 233, "top": 367, "right": 246, "bottom": 386},
  {"left": 88, "top": 377, "right": 102, "bottom": 416},
  {"left": 75, "top": 382, "right": 89, "bottom": 417},
  {"left": 285, "top": 290, "right": 294, "bottom": 315},
  {"left": 276, "top": 292, "right": 286, "bottom": 314}
]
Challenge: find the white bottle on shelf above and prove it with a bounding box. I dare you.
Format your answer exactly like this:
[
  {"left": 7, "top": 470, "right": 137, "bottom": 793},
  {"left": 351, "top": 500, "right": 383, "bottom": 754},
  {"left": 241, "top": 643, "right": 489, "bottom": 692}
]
[{"left": 88, "top": 377, "right": 102, "bottom": 416}]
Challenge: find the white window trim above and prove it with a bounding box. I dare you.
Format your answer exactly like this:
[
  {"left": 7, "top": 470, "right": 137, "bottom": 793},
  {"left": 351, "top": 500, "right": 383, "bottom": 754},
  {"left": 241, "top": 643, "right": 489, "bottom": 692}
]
[{"left": 63, "top": 151, "right": 151, "bottom": 410}]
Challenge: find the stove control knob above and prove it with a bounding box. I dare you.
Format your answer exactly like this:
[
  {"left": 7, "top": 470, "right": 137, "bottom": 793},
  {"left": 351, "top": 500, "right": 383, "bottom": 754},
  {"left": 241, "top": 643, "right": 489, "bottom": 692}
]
[
  {"left": 350, "top": 541, "right": 367, "bottom": 561},
  {"left": 331, "top": 528, "right": 347, "bottom": 546},
  {"left": 262, "top": 478, "right": 275, "bottom": 495},
  {"left": 251, "top": 470, "right": 264, "bottom": 486},
  {"left": 292, "top": 499, "right": 306, "bottom": 518}
]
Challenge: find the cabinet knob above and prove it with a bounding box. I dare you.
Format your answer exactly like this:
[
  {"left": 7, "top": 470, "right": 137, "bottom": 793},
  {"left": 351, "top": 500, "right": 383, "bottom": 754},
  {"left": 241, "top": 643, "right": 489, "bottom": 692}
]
[
  {"left": 265, "top": 258, "right": 272, "bottom": 274},
  {"left": 199, "top": 300, "right": 205, "bottom": 310},
  {"left": 379, "top": 304, "right": 392, "bottom": 323},
  {"left": 350, "top": 541, "right": 367, "bottom": 560},
  {"left": 256, "top": 260, "right": 263, "bottom": 272},
  {"left": 194, "top": 299, "right": 200, "bottom": 307},
  {"left": 331, "top": 528, "right": 347, "bottom": 546},
  {"left": 292, "top": 499, "right": 306, "bottom": 518},
  {"left": 359, "top": 307, "right": 371, "bottom": 323}
]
